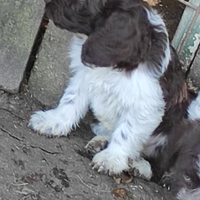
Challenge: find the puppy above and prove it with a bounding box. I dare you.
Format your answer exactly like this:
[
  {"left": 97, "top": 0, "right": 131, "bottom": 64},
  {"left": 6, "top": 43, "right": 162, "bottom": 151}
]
[
  {"left": 144, "top": 92, "right": 200, "bottom": 200},
  {"left": 29, "top": 0, "right": 189, "bottom": 180}
]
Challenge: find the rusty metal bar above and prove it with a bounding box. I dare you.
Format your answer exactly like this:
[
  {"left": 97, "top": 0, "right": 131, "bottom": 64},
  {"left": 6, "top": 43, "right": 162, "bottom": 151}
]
[{"left": 175, "top": 0, "right": 198, "bottom": 10}]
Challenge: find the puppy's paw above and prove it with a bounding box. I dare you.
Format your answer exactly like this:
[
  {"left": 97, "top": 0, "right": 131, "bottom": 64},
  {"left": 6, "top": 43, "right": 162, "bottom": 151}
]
[
  {"left": 160, "top": 171, "right": 174, "bottom": 191},
  {"left": 113, "top": 171, "right": 133, "bottom": 184},
  {"left": 128, "top": 158, "right": 152, "bottom": 180},
  {"left": 91, "top": 148, "right": 129, "bottom": 175},
  {"left": 85, "top": 136, "right": 109, "bottom": 156},
  {"left": 29, "top": 110, "right": 71, "bottom": 136}
]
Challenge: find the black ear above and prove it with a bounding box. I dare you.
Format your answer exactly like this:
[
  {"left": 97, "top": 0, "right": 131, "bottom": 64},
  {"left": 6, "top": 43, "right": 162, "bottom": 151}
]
[
  {"left": 120, "top": 0, "right": 141, "bottom": 10},
  {"left": 81, "top": 7, "right": 152, "bottom": 70}
]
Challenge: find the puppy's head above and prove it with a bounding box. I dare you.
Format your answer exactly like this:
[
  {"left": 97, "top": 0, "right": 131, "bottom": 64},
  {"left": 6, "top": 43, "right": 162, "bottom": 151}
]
[
  {"left": 44, "top": 0, "right": 124, "bottom": 35},
  {"left": 44, "top": 0, "right": 153, "bottom": 70},
  {"left": 44, "top": 0, "right": 94, "bottom": 35}
]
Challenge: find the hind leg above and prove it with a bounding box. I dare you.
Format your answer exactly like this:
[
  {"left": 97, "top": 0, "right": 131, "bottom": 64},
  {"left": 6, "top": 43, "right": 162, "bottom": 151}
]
[{"left": 85, "top": 123, "right": 112, "bottom": 156}]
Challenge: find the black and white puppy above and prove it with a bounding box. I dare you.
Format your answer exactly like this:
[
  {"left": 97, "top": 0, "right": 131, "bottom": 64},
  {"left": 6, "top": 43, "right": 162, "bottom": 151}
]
[
  {"left": 29, "top": 0, "right": 189, "bottom": 181},
  {"left": 146, "top": 93, "right": 200, "bottom": 200}
]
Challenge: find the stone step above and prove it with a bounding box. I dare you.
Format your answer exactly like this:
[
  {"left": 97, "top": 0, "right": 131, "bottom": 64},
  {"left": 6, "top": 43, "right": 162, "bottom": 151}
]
[
  {"left": 28, "top": 21, "right": 73, "bottom": 107},
  {"left": 0, "top": 0, "right": 45, "bottom": 93}
]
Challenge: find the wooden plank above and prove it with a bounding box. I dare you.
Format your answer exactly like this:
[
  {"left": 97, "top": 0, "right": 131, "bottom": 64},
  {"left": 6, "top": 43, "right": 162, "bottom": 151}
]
[{"left": 172, "top": 0, "right": 200, "bottom": 70}]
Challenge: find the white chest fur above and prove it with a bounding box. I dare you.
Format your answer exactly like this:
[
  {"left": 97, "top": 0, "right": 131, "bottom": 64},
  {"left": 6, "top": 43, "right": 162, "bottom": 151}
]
[
  {"left": 69, "top": 35, "right": 166, "bottom": 136},
  {"left": 87, "top": 66, "right": 164, "bottom": 131}
]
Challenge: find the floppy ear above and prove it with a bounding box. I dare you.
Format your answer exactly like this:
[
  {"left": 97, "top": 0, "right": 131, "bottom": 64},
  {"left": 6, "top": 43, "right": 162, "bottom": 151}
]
[
  {"left": 81, "top": 7, "right": 152, "bottom": 70},
  {"left": 82, "top": 2, "right": 151, "bottom": 68}
]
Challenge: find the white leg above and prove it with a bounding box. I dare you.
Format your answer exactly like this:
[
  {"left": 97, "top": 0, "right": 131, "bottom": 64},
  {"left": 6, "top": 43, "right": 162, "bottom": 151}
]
[
  {"left": 91, "top": 109, "right": 163, "bottom": 179},
  {"left": 29, "top": 70, "right": 89, "bottom": 136},
  {"left": 91, "top": 122, "right": 112, "bottom": 136},
  {"left": 29, "top": 35, "right": 89, "bottom": 136}
]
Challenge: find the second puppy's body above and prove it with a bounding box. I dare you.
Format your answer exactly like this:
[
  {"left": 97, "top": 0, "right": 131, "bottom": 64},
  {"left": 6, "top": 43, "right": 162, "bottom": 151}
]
[{"left": 146, "top": 94, "right": 200, "bottom": 200}]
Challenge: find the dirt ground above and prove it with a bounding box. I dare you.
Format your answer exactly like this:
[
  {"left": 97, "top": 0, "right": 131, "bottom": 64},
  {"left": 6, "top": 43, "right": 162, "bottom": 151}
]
[{"left": 0, "top": 91, "right": 175, "bottom": 200}]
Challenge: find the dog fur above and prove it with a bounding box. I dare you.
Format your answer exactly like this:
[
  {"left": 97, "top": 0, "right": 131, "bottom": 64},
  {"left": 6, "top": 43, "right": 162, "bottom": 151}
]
[
  {"left": 145, "top": 92, "right": 200, "bottom": 200},
  {"left": 29, "top": 0, "right": 200, "bottom": 199}
]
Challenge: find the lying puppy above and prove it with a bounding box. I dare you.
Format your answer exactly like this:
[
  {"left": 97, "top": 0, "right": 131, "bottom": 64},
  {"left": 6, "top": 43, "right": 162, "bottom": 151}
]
[
  {"left": 29, "top": 0, "right": 189, "bottom": 181},
  {"left": 144, "top": 92, "right": 200, "bottom": 200}
]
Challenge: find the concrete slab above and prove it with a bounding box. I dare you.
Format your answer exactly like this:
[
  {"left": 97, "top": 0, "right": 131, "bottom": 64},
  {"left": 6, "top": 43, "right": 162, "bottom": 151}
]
[
  {"left": 188, "top": 47, "right": 200, "bottom": 89},
  {"left": 0, "top": 0, "right": 45, "bottom": 93},
  {"left": 28, "top": 21, "right": 73, "bottom": 107}
]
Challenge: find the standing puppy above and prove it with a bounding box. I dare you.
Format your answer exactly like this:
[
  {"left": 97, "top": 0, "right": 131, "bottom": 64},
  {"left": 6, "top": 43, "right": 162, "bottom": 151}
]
[{"left": 29, "top": 0, "right": 189, "bottom": 179}]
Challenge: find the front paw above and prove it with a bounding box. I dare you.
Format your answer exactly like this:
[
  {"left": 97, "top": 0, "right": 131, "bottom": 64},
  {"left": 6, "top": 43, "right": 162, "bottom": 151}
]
[
  {"left": 91, "top": 149, "right": 129, "bottom": 175},
  {"left": 29, "top": 110, "right": 70, "bottom": 136},
  {"left": 160, "top": 172, "right": 173, "bottom": 190},
  {"left": 128, "top": 158, "right": 152, "bottom": 180},
  {"left": 85, "top": 136, "right": 109, "bottom": 156}
]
